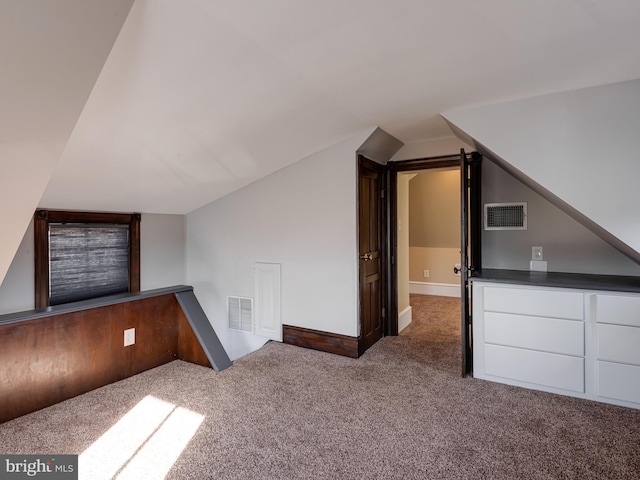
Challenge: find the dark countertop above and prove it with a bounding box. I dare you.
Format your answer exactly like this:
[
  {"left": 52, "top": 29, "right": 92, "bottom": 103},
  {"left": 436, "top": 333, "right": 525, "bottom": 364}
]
[
  {"left": 470, "top": 269, "right": 640, "bottom": 293},
  {"left": 0, "top": 285, "right": 194, "bottom": 326}
]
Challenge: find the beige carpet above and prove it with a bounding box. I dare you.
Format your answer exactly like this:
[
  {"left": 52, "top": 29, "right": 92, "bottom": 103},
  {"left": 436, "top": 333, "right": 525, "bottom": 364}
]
[{"left": 1, "top": 294, "right": 639, "bottom": 479}]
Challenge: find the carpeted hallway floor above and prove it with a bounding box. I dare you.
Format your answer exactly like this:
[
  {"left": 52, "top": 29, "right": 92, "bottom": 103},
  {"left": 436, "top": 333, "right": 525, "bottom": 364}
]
[{"left": 1, "top": 294, "right": 639, "bottom": 479}]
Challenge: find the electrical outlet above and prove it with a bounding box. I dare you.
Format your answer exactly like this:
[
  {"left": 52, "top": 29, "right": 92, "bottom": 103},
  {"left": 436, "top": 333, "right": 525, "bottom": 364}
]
[
  {"left": 532, "top": 246, "right": 543, "bottom": 260},
  {"left": 423, "top": 270, "right": 430, "bottom": 278},
  {"left": 124, "top": 328, "right": 135, "bottom": 347}
]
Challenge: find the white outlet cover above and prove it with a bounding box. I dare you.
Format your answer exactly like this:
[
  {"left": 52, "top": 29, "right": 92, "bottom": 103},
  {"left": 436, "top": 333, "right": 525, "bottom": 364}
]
[
  {"left": 532, "top": 246, "right": 543, "bottom": 260},
  {"left": 124, "top": 328, "right": 135, "bottom": 347}
]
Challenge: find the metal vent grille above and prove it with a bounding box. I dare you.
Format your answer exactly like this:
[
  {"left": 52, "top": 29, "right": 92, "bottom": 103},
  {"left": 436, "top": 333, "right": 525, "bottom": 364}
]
[
  {"left": 228, "top": 296, "right": 253, "bottom": 332},
  {"left": 484, "top": 202, "right": 527, "bottom": 230}
]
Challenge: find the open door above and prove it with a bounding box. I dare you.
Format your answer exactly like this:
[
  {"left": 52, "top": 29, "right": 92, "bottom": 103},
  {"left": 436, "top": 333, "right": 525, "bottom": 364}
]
[
  {"left": 460, "top": 149, "right": 482, "bottom": 377},
  {"left": 358, "top": 155, "right": 385, "bottom": 353},
  {"left": 387, "top": 152, "right": 481, "bottom": 375}
]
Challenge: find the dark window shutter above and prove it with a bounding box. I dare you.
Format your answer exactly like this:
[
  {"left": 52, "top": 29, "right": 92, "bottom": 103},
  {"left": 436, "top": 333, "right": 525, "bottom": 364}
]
[{"left": 49, "top": 224, "right": 130, "bottom": 305}]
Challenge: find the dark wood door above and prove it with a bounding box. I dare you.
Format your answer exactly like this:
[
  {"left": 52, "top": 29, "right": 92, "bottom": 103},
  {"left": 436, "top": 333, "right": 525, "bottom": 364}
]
[
  {"left": 460, "top": 148, "right": 472, "bottom": 376},
  {"left": 359, "top": 156, "right": 384, "bottom": 352}
]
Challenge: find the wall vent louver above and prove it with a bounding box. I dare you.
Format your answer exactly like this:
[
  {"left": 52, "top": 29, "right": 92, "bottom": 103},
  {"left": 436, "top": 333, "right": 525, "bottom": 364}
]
[
  {"left": 228, "top": 296, "right": 253, "bottom": 333},
  {"left": 484, "top": 202, "right": 527, "bottom": 230}
]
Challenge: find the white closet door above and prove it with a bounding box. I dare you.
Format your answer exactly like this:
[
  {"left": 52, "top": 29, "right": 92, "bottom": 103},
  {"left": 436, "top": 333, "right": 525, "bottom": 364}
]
[{"left": 254, "top": 263, "right": 282, "bottom": 341}]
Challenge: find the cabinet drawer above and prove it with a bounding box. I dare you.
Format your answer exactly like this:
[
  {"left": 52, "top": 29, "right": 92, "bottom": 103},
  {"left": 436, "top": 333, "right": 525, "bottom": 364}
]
[
  {"left": 595, "top": 294, "right": 640, "bottom": 327},
  {"left": 485, "top": 344, "right": 584, "bottom": 392},
  {"left": 597, "top": 361, "right": 640, "bottom": 404},
  {"left": 484, "top": 287, "right": 583, "bottom": 320},
  {"left": 485, "top": 312, "right": 583, "bottom": 356},
  {"left": 597, "top": 324, "right": 640, "bottom": 366}
]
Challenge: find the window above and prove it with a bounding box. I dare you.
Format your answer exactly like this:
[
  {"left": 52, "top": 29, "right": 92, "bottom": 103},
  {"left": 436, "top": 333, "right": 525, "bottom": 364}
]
[{"left": 34, "top": 210, "right": 140, "bottom": 308}]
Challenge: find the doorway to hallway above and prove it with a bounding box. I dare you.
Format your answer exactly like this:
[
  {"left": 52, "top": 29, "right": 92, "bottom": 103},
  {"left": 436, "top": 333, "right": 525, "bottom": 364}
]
[{"left": 387, "top": 152, "right": 481, "bottom": 376}]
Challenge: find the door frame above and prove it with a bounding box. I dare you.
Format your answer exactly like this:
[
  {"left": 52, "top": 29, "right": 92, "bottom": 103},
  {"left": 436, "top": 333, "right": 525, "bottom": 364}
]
[{"left": 385, "top": 152, "right": 482, "bottom": 374}]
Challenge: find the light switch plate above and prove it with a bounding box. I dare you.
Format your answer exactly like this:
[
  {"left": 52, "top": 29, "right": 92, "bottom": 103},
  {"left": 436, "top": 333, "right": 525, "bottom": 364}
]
[{"left": 530, "top": 260, "right": 547, "bottom": 272}]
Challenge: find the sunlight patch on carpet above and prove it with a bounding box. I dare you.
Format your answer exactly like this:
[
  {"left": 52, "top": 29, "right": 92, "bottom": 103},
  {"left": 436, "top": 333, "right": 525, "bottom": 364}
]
[{"left": 79, "top": 395, "right": 204, "bottom": 479}]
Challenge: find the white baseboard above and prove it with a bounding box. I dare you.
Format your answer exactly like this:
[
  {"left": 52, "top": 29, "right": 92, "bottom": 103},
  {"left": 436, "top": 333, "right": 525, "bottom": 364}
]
[
  {"left": 398, "top": 306, "right": 412, "bottom": 332},
  {"left": 409, "top": 281, "right": 460, "bottom": 298}
]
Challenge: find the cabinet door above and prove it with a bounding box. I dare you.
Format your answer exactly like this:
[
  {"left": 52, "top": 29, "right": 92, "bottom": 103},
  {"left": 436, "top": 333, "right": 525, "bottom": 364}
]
[
  {"left": 485, "top": 312, "right": 584, "bottom": 356},
  {"left": 597, "top": 324, "right": 640, "bottom": 365},
  {"left": 595, "top": 294, "right": 640, "bottom": 327},
  {"left": 485, "top": 344, "right": 584, "bottom": 393},
  {"left": 484, "top": 287, "right": 583, "bottom": 320},
  {"left": 598, "top": 361, "right": 640, "bottom": 404}
]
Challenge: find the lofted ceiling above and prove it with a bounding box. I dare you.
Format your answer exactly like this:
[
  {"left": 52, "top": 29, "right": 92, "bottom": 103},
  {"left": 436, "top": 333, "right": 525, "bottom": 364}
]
[{"left": 15, "top": 0, "right": 640, "bottom": 214}]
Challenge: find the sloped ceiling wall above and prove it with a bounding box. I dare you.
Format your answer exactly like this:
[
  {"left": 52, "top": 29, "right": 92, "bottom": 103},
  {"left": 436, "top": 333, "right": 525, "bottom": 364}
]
[
  {"left": 5, "top": 1, "right": 640, "bottom": 290},
  {"left": 39, "top": 1, "right": 640, "bottom": 217},
  {"left": 442, "top": 79, "right": 640, "bottom": 263},
  {"left": 0, "top": 0, "right": 134, "bottom": 286}
]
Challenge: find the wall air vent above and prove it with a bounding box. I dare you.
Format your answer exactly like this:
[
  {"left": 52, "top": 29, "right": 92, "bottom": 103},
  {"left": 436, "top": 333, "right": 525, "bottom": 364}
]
[
  {"left": 228, "top": 296, "right": 253, "bottom": 333},
  {"left": 484, "top": 202, "right": 527, "bottom": 230}
]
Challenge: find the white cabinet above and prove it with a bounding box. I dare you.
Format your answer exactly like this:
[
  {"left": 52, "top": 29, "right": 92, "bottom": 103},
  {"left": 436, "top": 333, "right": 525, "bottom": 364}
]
[
  {"left": 597, "top": 362, "right": 640, "bottom": 404},
  {"left": 473, "top": 283, "right": 640, "bottom": 409},
  {"left": 474, "top": 284, "right": 585, "bottom": 394},
  {"left": 484, "top": 344, "right": 584, "bottom": 392},
  {"left": 594, "top": 294, "right": 640, "bottom": 405},
  {"left": 594, "top": 294, "right": 640, "bottom": 327},
  {"left": 484, "top": 312, "right": 584, "bottom": 356},
  {"left": 484, "top": 287, "right": 583, "bottom": 320}
]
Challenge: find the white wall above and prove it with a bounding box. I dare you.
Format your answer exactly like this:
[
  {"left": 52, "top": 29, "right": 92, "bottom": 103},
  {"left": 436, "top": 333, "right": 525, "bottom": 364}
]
[
  {"left": 140, "top": 214, "right": 186, "bottom": 290},
  {"left": 0, "top": 0, "right": 134, "bottom": 286},
  {"left": 443, "top": 79, "right": 640, "bottom": 258},
  {"left": 481, "top": 160, "right": 640, "bottom": 275},
  {"left": 0, "top": 214, "right": 186, "bottom": 316},
  {"left": 0, "top": 221, "right": 35, "bottom": 314},
  {"left": 392, "top": 135, "right": 474, "bottom": 161},
  {"left": 397, "top": 174, "right": 412, "bottom": 313},
  {"left": 186, "top": 130, "right": 373, "bottom": 360},
  {"left": 409, "top": 247, "right": 461, "bottom": 284}
]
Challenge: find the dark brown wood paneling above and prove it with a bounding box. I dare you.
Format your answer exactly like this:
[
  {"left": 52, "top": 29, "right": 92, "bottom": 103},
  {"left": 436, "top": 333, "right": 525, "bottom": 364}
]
[
  {"left": 122, "top": 296, "right": 178, "bottom": 377},
  {"left": 177, "top": 306, "right": 212, "bottom": 368},
  {"left": 0, "top": 294, "right": 209, "bottom": 424},
  {"left": 283, "top": 325, "right": 360, "bottom": 358}
]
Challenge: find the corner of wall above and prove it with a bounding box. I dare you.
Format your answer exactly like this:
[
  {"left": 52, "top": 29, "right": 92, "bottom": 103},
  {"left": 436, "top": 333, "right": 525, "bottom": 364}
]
[
  {"left": 186, "top": 131, "right": 373, "bottom": 360},
  {"left": 357, "top": 127, "right": 404, "bottom": 164}
]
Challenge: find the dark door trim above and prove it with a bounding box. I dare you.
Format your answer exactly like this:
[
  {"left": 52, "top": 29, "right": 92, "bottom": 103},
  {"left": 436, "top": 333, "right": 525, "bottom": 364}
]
[{"left": 386, "top": 153, "right": 482, "bottom": 374}]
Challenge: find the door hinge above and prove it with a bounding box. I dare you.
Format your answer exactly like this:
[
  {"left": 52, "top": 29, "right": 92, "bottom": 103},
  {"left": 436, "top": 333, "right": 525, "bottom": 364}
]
[
  {"left": 381, "top": 189, "right": 385, "bottom": 199},
  {"left": 381, "top": 307, "right": 386, "bottom": 318}
]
